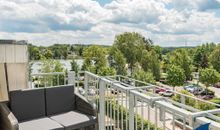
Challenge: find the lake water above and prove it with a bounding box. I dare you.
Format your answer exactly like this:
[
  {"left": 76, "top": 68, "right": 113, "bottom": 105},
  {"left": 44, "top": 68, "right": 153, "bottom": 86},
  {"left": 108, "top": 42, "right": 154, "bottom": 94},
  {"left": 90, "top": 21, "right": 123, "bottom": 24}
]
[{"left": 31, "top": 59, "right": 84, "bottom": 74}]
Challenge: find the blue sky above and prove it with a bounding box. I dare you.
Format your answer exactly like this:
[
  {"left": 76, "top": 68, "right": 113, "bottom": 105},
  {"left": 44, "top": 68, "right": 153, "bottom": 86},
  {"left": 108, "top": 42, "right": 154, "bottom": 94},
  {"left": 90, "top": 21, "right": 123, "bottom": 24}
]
[
  {"left": 96, "top": 0, "right": 113, "bottom": 6},
  {"left": 0, "top": 0, "right": 220, "bottom": 47}
]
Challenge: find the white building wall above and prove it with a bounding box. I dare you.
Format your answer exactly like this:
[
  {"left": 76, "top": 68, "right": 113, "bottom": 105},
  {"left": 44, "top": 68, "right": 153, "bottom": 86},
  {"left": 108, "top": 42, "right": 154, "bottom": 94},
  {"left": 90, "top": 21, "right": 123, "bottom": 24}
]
[{"left": 0, "top": 43, "right": 28, "bottom": 101}]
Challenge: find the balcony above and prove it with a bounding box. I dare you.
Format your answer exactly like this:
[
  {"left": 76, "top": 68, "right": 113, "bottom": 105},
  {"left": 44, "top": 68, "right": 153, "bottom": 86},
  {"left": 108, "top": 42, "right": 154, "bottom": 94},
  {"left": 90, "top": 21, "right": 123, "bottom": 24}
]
[{"left": 2, "top": 71, "right": 220, "bottom": 130}]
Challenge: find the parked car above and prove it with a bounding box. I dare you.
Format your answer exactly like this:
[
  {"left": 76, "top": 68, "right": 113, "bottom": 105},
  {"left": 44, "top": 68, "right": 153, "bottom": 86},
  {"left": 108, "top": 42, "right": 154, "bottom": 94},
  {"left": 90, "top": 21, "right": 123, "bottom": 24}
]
[
  {"left": 192, "top": 87, "right": 203, "bottom": 95},
  {"left": 214, "top": 82, "right": 220, "bottom": 88},
  {"left": 155, "top": 87, "right": 168, "bottom": 93},
  {"left": 196, "top": 89, "right": 215, "bottom": 100},
  {"left": 200, "top": 95, "right": 214, "bottom": 100},
  {"left": 184, "top": 85, "right": 202, "bottom": 93},
  {"left": 198, "top": 89, "right": 215, "bottom": 96},
  {"left": 159, "top": 90, "right": 174, "bottom": 97}
]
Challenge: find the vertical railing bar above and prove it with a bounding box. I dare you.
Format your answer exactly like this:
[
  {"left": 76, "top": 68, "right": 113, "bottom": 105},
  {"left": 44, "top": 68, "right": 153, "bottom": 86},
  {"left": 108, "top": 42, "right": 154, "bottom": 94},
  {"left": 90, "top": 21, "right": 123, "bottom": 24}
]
[
  {"left": 113, "top": 88, "right": 116, "bottom": 130},
  {"left": 172, "top": 112, "right": 175, "bottom": 130},
  {"left": 155, "top": 105, "right": 158, "bottom": 130},
  {"left": 117, "top": 89, "right": 120, "bottom": 129},
  {"left": 108, "top": 84, "right": 110, "bottom": 130},
  {"left": 96, "top": 78, "right": 99, "bottom": 110},
  {"left": 108, "top": 84, "right": 111, "bottom": 130},
  {"left": 126, "top": 91, "right": 128, "bottom": 130},
  {"left": 99, "top": 79, "right": 105, "bottom": 130},
  {"left": 38, "top": 76, "right": 40, "bottom": 88},
  {"left": 121, "top": 91, "right": 124, "bottom": 130},
  {"left": 58, "top": 74, "right": 60, "bottom": 86},
  {"left": 148, "top": 104, "right": 150, "bottom": 130},
  {"left": 44, "top": 76, "right": 46, "bottom": 87},
  {"left": 110, "top": 85, "right": 113, "bottom": 130},
  {"left": 30, "top": 75, "right": 33, "bottom": 88},
  {"left": 51, "top": 75, "right": 53, "bottom": 86},
  {"left": 129, "top": 92, "right": 134, "bottom": 130},
  {"left": 106, "top": 84, "right": 109, "bottom": 130},
  {"left": 135, "top": 98, "right": 138, "bottom": 130},
  {"left": 141, "top": 100, "right": 144, "bottom": 130},
  {"left": 84, "top": 72, "right": 88, "bottom": 98},
  {"left": 183, "top": 116, "right": 186, "bottom": 130},
  {"left": 163, "top": 110, "right": 166, "bottom": 130},
  {"left": 64, "top": 73, "right": 65, "bottom": 85}
]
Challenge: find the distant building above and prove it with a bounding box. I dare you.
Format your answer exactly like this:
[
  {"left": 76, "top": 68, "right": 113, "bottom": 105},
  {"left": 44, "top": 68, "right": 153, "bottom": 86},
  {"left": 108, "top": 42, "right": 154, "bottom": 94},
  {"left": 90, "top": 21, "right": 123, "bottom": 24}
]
[{"left": 192, "top": 72, "right": 199, "bottom": 80}]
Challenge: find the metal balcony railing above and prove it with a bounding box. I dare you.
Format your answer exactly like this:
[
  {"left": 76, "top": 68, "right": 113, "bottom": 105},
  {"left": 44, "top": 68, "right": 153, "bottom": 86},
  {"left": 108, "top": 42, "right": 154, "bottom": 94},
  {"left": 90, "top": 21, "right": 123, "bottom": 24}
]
[
  {"left": 30, "top": 72, "right": 67, "bottom": 88},
  {"left": 30, "top": 71, "right": 220, "bottom": 130}
]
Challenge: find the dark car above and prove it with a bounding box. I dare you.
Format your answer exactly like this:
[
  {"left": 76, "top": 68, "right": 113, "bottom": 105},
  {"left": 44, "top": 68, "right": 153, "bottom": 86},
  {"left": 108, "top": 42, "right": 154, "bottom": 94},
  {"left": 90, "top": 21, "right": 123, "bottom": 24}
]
[
  {"left": 198, "top": 89, "right": 215, "bottom": 96},
  {"left": 197, "top": 89, "right": 215, "bottom": 100}
]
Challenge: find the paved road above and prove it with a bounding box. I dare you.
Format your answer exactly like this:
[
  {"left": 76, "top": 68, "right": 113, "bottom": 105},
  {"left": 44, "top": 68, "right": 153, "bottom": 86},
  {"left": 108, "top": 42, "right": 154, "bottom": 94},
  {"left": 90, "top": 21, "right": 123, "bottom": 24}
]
[{"left": 210, "top": 87, "right": 220, "bottom": 97}]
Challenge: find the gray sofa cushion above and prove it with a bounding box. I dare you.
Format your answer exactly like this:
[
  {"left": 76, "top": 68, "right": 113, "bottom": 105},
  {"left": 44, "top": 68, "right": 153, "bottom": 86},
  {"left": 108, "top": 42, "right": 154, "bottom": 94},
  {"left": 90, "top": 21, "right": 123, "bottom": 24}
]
[
  {"left": 50, "top": 111, "right": 97, "bottom": 130},
  {"left": 10, "top": 88, "right": 46, "bottom": 122},
  {"left": 19, "top": 117, "right": 64, "bottom": 130},
  {"left": 45, "top": 85, "right": 75, "bottom": 116}
]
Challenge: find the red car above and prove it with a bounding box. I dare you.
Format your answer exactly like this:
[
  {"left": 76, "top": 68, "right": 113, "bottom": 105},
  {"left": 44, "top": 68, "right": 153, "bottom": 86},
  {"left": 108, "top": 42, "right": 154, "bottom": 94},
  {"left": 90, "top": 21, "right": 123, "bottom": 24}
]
[
  {"left": 155, "top": 87, "right": 169, "bottom": 93},
  {"left": 214, "top": 82, "right": 220, "bottom": 88}
]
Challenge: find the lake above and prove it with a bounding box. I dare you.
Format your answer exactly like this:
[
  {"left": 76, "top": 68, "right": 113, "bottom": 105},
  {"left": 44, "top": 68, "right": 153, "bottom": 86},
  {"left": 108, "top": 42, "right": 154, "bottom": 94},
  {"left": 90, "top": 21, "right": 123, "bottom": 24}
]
[{"left": 31, "top": 59, "right": 84, "bottom": 74}]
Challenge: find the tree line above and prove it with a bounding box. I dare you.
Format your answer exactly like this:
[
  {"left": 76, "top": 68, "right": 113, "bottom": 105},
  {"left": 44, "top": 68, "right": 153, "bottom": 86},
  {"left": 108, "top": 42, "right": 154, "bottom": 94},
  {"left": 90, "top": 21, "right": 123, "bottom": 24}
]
[{"left": 29, "top": 32, "right": 220, "bottom": 90}]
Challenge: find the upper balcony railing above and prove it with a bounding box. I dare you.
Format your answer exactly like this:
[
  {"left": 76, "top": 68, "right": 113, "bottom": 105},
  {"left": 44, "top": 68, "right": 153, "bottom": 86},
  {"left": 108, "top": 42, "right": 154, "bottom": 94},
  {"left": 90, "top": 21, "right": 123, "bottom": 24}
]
[{"left": 30, "top": 71, "right": 220, "bottom": 130}]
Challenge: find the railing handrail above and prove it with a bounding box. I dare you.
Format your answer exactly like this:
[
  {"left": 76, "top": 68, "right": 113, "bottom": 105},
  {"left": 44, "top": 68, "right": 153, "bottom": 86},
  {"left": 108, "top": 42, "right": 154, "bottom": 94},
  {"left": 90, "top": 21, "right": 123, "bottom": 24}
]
[
  {"left": 83, "top": 71, "right": 220, "bottom": 130},
  {"left": 31, "top": 72, "right": 65, "bottom": 76}
]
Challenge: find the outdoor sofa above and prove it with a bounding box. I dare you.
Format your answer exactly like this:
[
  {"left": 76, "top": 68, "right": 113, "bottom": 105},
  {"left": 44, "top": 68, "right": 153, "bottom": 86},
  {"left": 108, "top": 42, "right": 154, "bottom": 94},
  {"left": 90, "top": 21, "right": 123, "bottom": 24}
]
[{"left": 0, "top": 85, "right": 97, "bottom": 130}]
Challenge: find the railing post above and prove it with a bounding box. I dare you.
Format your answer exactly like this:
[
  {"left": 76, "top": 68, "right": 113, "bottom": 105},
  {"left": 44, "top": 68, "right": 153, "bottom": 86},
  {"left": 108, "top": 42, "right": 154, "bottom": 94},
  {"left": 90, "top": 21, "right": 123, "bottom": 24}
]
[
  {"left": 84, "top": 71, "right": 88, "bottom": 98},
  {"left": 189, "top": 115, "right": 194, "bottom": 130},
  {"left": 181, "top": 94, "right": 186, "bottom": 105},
  {"left": 99, "top": 78, "right": 106, "bottom": 130},
  {"left": 129, "top": 92, "right": 135, "bottom": 130},
  {"left": 68, "top": 71, "right": 75, "bottom": 85},
  {"left": 159, "top": 107, "right": 165, "bottom": 121}
]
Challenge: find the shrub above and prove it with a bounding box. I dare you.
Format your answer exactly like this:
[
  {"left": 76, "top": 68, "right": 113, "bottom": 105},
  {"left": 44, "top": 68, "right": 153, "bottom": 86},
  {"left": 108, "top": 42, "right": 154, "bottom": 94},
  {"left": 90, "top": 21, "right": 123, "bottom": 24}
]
[{"left": 105, "top": 101, "right": 162, "bottom": 130}]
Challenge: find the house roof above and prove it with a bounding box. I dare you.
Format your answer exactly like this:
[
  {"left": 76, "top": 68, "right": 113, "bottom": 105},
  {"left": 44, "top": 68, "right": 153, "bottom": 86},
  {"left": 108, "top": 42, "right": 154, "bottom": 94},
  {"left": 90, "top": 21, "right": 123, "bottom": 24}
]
[{"left": 0, "top": 40, "right": 27, "bottom": 45}]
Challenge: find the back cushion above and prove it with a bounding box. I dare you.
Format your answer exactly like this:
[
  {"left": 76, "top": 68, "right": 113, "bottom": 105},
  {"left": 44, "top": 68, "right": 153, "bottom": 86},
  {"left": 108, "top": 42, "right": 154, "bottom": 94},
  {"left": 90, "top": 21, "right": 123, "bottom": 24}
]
[
  {"left": 45, "top": 85, "right": 75, "bottom": 116},
  {"left": 10, "top": 88, "right": 46, "bottom": 122}
]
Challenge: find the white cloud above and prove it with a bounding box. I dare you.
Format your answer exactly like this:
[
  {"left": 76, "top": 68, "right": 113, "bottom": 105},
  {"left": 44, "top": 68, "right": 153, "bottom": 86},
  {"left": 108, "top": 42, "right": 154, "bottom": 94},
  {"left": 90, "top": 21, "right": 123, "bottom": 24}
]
[
  {"left": 0, "top": 0, "right": 220, "bottom": 46},
  {"left": 172, "top": 0, "right": 220, "bottom": 11}
]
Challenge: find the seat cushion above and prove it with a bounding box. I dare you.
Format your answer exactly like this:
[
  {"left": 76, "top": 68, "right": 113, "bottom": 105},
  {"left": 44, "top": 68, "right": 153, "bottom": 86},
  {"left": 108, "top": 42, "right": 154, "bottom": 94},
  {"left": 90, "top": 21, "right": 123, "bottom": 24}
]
[
  {"left": 19, "top": 117, "right": 64, "bottom": 130},
  {"left": 10, "top": 88, "right": 46, "bottom": 122},
  {"left": 50, "top": 111, "right": 97, "bottom": 130},
  {"left": 45, "top": 85, "right": 75, "bottom": 116}
]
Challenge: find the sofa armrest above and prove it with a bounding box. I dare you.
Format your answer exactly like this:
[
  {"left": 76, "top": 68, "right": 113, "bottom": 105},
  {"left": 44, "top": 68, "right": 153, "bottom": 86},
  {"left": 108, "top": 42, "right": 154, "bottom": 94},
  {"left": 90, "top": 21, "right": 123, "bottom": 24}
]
[
  {"left": 0, "top": 103, "right": 18, "bottom": 130},
  {"left": 75, "top": 93, "right": 97, "bottom": 116}
]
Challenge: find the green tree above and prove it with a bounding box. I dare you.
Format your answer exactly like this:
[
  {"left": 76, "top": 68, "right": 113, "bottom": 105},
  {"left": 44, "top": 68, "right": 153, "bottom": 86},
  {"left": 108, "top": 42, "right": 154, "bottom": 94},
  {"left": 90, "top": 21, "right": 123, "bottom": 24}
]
[
  {"left": 169, "top": 49, "right": 192, "bottom": 80},
  {"left": 199, "top": 68, "right": 219, "bottom": 89},
  {"left": 153, "top": 45, "right": 162, "bottom": 60},
  {"left": 43, "top": 49, "right": 53, "bottom": 59},
  {"left": 82, "top": 45, "right": 107, "bottom": 74},
  {"left": 141, "top": 50, "right": 160, "bottom": 80},
  {"left": 209, "top": 46, "right": 220, "bottom": 72},
  {"left": 53, "top": 49, "right": 62, "bottom": 59},
  {"left": 40, "top": 60, "right": 65, "bottom": 86},
  {"left": 29, "top": 45, "right": 42, "bottom": 60},
  {"left": 133, "top": 69, "right": 155, "bottom": 84},
  {"left": 113, "top": 32, "right": 152, "bottom": 74},
  {"left": 98, "top": 67, "right": 116, "bottom": 76},
  {"left": 193, "top": 47, "right": 209, "bottom": 70},
  {"left": 167, "top": 65, "right": 186, "bottom": 90},
  {"left": 71, "top": 59, "right": 79, "bottom": 74},
  {"left": 108, "top": 47, "right": 127, "bottom": 75}
]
